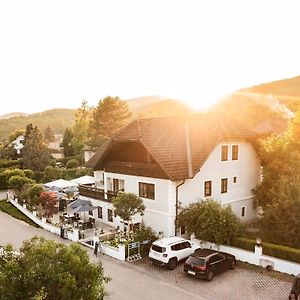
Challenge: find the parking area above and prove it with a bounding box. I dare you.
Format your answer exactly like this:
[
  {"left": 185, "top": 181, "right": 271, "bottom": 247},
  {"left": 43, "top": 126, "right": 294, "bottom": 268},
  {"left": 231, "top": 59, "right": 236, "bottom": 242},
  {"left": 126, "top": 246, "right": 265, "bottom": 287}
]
[{"left": 130, "top": 258, "right": 293, "bottom": 300}]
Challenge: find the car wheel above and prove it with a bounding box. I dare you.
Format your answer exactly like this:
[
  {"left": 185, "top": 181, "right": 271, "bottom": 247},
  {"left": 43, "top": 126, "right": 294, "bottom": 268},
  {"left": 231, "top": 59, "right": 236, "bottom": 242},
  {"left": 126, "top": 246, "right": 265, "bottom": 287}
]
[
  {"left": 168, "top": 258, "right": 178, "bottom": 270},
  {"left": 206, "top": 270, "right": 214, "bottom": 281},
  {"left": 229, "top": 260, "right": 236, "bottom": 270}
]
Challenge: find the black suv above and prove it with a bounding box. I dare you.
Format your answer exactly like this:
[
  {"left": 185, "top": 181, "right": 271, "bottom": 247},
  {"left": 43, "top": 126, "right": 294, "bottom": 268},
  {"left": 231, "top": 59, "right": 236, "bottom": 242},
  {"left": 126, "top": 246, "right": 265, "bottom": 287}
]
[
  {"left": 289, "top": 274, "right": 300, "bottom": 300},
  {"left": 184, "top": 248, "right": 236, "bottom": 281}
]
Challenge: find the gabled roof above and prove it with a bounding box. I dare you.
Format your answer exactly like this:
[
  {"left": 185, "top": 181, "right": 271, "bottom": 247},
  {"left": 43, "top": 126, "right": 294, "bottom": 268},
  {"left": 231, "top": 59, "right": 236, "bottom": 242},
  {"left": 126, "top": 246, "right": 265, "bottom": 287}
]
[{"left": 86, "top": 113, "right": 255, "bottom": 180}]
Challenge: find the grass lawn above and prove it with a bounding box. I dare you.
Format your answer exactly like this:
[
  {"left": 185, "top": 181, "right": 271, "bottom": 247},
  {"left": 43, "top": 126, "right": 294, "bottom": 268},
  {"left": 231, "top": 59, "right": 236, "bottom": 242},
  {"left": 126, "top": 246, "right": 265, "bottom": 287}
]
[{"left": 0, "top": 200, "right": 39, "bottom": 228}]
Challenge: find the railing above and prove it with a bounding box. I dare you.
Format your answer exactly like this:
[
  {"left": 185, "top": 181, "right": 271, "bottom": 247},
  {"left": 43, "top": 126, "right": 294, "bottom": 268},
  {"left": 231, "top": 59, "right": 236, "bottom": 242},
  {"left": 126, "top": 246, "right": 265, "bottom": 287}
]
[{"left": 78, "top": 185, "right": 117, "bottom": 203}]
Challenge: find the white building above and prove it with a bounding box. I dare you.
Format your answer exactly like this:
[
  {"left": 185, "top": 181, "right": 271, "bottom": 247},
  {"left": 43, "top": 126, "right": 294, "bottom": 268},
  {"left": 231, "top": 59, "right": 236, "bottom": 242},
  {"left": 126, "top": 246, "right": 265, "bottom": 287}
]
[{"left": 82, "top": 113, "right": 261, "bottom": 237}]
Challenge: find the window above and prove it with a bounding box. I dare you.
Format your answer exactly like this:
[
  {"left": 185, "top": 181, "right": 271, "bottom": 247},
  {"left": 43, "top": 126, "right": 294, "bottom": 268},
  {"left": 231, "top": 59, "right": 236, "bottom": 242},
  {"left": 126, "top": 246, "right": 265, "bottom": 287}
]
[
  {"left": 204, "top": 180, "right": 212, "bottom": 197},
  {"left": 89, "top": 210, "right": 93, "bottom": 216},
  {"left": 98, "top": 207, "right": 102, "bottom": 219},
  {"left": 221, "top": 145, "right": 228, "bottom": 161},
  {"left": 232, "top": 145, "right": 239, "bottom": 160},
  {"left": 139, "top": 182, "right": 155, "bottom": 199},
  {"left": 180, "top": 226, "right": 186, "bottom": 235},
  {"left": 171, "top": 243, "right": 182, "bottom": 251},
  {"left": 241, "top": 206, "right": 245, "bottom": 217},
  {"left": 221, "top": 178, "right": 228, "bottom": 193},
  {"left": 233, "top": 176, "right": 237, "bottom": 183},
  {"left": 107, "top": 209, "right": 113, "bottom": 222},
  {"left": 109, "top": 178, "right": 124, "bottom": 192}
]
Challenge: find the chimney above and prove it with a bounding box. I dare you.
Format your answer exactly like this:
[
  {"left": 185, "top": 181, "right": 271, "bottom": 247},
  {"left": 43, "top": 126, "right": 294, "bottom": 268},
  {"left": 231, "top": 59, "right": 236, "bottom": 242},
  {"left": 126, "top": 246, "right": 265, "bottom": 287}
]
[{"left": 185, "top": 122, "right": 193, "bottom": 178}]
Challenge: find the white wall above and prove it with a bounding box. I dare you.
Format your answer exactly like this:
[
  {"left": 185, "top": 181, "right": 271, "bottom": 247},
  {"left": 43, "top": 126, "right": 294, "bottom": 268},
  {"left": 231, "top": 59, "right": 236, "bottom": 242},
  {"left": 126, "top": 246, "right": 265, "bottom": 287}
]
[
  {"left": 91, "top": 171, "right": 176, "bottom": 237},
  {"left": 179, "top": 139, "right": 260, "bottom": 221},
  {"left": 194, "top": 239, "right": 300, "bottom": 276}
]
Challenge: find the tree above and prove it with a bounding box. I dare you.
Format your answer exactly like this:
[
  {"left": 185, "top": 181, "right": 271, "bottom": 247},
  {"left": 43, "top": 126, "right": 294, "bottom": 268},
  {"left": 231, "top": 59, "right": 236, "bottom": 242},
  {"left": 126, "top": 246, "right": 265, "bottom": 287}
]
[
  {"left": 89, "top": 96, "right": 131, "bottom": 148},
  {"left": 44, "top": 125, "right": 55, "bottom": 143},
  {"left": 40, "top": 191, "right": 57, "bottom": 220},
  {"left": 71, "top": 100, "right": 91, "bottom": 155},
  {"left": 253, "top": 111, "right": 300, "bottom": 247},
  {"left": 8, "top": 129, "right": 24, "bottom": 143},
  {"left": 112, "top": 192, "right": 145, "bottom": 234},
  {"left": 8, "top": 175, "right": 34, "bottom": 201},
  {"left": 62, "top": 127, "right": 74, "bottom": 157},
  {"left": 22, "top": 126, "right": 53, "bottom": 171},
  {"left": 42, "top": 166, "right": 63, "bottom": 182},
  {"left": 23, "top": 123, "right": 34, "bottom": 145},
  {"left": 0, "top": 236, "right": 109, "bottom": 300},
  {"left": 66, "top": 158, "right": 79, "bottom": 169},
  {"left": 25, "top": 184, "right": 44, "bottom": 210},
  {"left": 177, "top": 199, "right": 242, "bottom": 245}
]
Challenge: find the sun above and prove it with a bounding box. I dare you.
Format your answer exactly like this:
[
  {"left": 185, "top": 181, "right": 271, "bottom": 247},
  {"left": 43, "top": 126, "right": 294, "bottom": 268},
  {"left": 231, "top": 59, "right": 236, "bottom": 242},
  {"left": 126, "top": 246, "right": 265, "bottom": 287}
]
[{"left": 174, "top": 90, "right": 229, "bottom": 111}]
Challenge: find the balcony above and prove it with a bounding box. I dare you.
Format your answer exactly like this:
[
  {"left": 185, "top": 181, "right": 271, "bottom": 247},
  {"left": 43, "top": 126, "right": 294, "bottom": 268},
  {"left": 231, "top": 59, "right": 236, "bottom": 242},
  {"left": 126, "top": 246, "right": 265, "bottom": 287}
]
[{"left": 78, "top": 185, "right": 117, "bottom": 203}]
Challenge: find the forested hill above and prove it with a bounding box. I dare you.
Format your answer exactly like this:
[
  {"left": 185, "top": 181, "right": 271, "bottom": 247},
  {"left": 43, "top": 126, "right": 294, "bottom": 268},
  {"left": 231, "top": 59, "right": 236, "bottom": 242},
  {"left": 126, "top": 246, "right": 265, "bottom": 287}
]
[
  {"left": 241, "top": 75, "right": 300, "bottom": 112},
  {"left": 213, "top": 75, "right": 300, "bottom": 130},
  {"left": 0, "top": 109, "right": 75, "bottom": 142}
]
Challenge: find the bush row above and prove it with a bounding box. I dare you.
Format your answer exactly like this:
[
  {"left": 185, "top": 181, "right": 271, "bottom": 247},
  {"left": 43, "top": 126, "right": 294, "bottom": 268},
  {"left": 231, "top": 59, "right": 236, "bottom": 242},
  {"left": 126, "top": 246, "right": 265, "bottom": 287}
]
[
  {"left": 230, "top": 237, "right": 300, "bottom": 264},
  {"left": 0, "top": 159, "right": 20, "bottom": 169}
]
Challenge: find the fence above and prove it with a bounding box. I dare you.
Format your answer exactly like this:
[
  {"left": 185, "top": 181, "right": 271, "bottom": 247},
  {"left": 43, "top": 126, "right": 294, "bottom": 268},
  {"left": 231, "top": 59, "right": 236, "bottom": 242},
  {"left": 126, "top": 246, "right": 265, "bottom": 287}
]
[
  {"left": 80, "top": 236, "right": 126, "bottom": 261},
  {"left": 193, "top": 239, "right": 300, "bottom": 276},
  {"left": 9, "top": 198, "right": 79, "bottom": 242}
]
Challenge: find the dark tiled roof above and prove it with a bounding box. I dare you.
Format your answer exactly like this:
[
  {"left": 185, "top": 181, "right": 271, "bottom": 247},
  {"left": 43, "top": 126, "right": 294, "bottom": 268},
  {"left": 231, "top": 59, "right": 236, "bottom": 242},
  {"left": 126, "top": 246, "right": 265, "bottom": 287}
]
[{"left": 86, "top": 113, "right": 255, "bottom": 180}]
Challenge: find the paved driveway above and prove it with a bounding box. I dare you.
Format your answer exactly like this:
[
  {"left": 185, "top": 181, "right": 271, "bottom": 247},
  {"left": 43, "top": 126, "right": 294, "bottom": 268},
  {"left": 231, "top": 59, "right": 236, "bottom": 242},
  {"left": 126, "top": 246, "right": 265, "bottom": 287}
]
[{"left": 129, "top": 256, "right": 293, "bottom": 300}]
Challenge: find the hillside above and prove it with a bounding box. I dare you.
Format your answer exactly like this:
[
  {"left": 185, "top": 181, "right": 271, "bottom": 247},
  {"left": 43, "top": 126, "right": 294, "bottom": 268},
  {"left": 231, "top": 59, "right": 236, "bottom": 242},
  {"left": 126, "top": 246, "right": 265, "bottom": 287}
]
[
  {"left": 241, "top": 75, "right": 300, "bottom": 112},
  {"left": 0, "top": 109, "right": 75, "bottom": 142},
  {"left": 0, "top": 112, "right": 28, "bottom": 120},
  {"left": 213, "top": 75, "right": 300, "bottom": 130}
]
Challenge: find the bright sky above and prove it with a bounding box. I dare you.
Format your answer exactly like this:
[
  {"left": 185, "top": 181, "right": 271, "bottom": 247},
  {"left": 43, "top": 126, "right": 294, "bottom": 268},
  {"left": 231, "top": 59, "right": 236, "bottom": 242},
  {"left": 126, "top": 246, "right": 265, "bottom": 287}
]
[{"left": 0, "top": 0, "right": 300, "bottom": 114}]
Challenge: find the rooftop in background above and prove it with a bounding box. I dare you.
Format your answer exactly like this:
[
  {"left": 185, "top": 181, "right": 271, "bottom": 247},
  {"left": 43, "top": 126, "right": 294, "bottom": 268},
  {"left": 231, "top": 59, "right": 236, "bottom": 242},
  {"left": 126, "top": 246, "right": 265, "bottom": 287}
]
[{"left": 254, "top": 118, "right": 289, "bottom": 136}]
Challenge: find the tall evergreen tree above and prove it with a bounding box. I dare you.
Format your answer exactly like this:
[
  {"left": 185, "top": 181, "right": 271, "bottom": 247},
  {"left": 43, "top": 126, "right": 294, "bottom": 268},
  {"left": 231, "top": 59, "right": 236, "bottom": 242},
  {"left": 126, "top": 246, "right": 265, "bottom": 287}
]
[
  {"left": 44, "top": 125, "right": 55, "bottom": 143},
  {"left": 71, "top": 100, "right": 91, "bottom": 155},
  {"left": 88, "top": 96, "right": 131, "bottom": 148},
  {"left": 62, "top": 127, "right": 74, "bottom": 157},
  {"left": 22, "top": 126, "right": 53, "bottom": 171}
]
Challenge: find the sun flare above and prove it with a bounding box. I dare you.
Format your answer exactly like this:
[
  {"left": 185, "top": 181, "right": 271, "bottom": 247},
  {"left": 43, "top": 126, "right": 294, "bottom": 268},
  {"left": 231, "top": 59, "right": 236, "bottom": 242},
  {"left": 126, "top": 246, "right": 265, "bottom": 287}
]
[{"left": 175, "top": 90, "right": 230, "bottom": 111}]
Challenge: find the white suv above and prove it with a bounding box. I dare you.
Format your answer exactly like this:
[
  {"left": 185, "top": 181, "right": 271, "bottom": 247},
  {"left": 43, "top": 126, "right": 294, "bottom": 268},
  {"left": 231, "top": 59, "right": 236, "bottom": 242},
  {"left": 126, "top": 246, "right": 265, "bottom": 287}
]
[{"left": 149, "top": 237, "right": 200, "bottom": 270}]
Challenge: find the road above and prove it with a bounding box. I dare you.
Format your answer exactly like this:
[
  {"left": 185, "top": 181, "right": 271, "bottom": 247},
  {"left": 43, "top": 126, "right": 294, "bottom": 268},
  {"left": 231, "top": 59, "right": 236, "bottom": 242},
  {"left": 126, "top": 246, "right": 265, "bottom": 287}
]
[{"left": 0, "top": 210, "right": 208, "bottom": 300}]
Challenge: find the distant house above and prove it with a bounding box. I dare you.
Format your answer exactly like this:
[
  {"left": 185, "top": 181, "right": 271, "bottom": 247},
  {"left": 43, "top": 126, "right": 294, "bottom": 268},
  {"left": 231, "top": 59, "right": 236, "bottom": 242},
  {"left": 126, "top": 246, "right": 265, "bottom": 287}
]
[
  {"left": 81, "top": 113, "right": 261, "bottom": 237},
  {"left": 1, "top": 134, "right": 25, "bottom": 158},
  {"left": 83, "top": 146, "right": 95, "bottom": 163},
  {"left": 48, "top": 134, "right": 64, "bottom": 159}
]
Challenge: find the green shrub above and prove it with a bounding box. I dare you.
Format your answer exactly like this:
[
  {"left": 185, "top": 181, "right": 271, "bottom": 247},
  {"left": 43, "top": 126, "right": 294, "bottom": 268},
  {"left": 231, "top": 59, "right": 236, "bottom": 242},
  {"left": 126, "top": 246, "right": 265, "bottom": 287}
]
[
  {"left": 33, "top": 171, "right": 45, "bottom": 183},
  {"left": 0, "top": 159, "right": 20, "bottom": 169},
  {"left": 63, "top": 168, "right": 77, "bottom": 180},
  {"left": 66, "top": 159, "right": 79, "bottom": 169},
  {"left": 24, "top": 169, "right": 35, "bottom": 179},
  {"left": 230, "top": 237, "right": 256, "bottom": 252},
  {"left": 230, "top": 237, "right": 300, "bottom": 263},
  {"left": 262, "top": 242, "right": 300, "bottom": 264}
]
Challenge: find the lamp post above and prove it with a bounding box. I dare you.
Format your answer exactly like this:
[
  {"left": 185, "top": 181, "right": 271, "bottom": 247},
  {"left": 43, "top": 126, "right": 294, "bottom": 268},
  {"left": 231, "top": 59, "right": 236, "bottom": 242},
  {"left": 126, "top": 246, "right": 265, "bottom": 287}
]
[{"left": 256, "top": 237, "right": 262, "bottom": 247}]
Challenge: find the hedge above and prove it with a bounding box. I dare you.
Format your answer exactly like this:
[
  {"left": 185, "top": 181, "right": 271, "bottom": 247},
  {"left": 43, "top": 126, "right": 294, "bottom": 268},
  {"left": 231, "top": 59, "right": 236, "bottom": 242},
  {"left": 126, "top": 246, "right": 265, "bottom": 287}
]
[
  {"left": 262, "top": 241, "right": 300, "bottom": 264},
  {"left": 0, "top": 159, "right": 20, "bottom": 169},
  {"left": 230, "top": 237, "right": 256, "bottom": 252},
  {"left": 230, "top": 237, "right": 300, "bottom": 264}
]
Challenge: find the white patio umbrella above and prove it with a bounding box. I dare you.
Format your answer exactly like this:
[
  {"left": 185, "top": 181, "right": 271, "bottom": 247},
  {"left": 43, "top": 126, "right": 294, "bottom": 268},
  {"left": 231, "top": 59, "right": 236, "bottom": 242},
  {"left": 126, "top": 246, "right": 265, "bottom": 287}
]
[{"left": 44, "top": 179, "right": 77, "bottom": 190}]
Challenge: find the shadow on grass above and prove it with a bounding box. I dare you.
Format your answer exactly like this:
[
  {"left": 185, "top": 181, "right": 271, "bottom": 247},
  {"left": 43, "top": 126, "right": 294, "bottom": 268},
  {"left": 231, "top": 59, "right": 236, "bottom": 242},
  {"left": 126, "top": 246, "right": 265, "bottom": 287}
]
[{"left": 0, "top": 200, "right": 39, "bottom": 228}]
